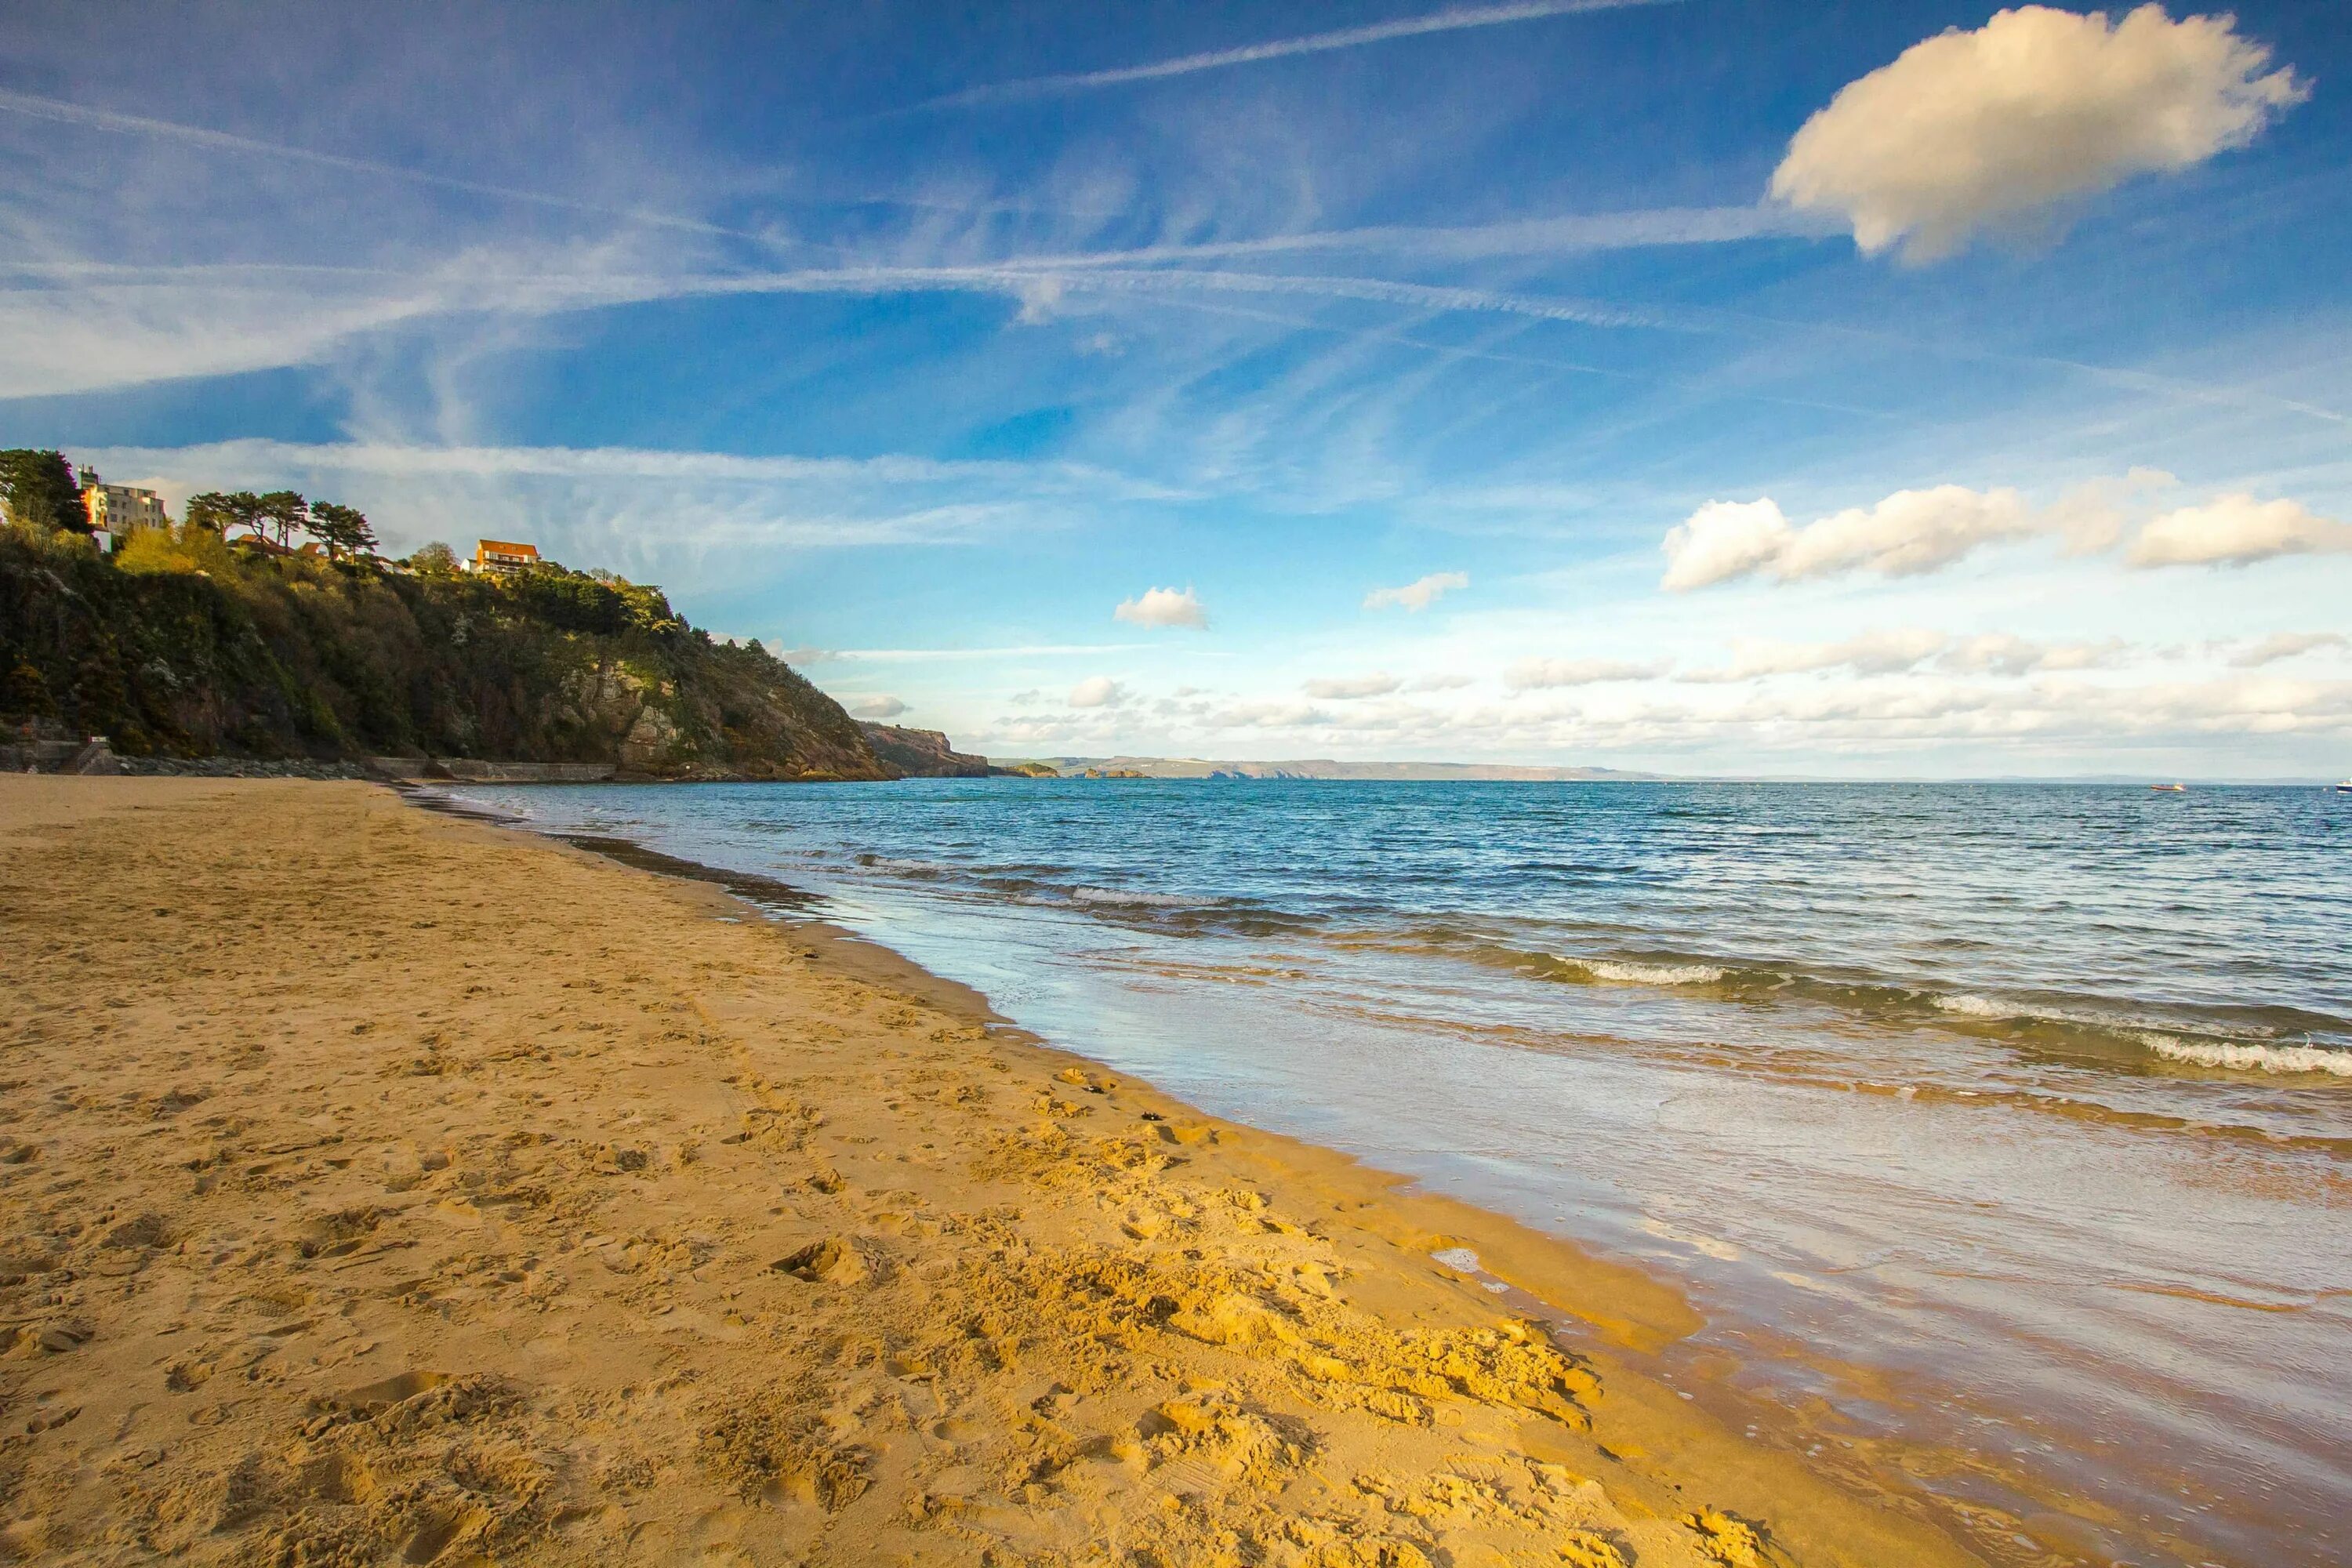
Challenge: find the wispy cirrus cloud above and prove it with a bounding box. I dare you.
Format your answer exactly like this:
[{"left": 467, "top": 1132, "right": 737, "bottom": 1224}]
[
  {"left": 0, "top": 86, "right": 754, "bottom": 241},
  {"left": 978, "top": 205, "right": 1827, "bottom": 269},
  {"left": 86, "top": 437, "right": 1174, "bottom": 496},
  {"left": 0, "top": 240, "right": 713, "bottom": 399},
  {"left": 0, "top": 252, "right": 1689, "bottom": 401},
  {"left": 76, "top": 437, "right": 1178, "bottom": 576}
]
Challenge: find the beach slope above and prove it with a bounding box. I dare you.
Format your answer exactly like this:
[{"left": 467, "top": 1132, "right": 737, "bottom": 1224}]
[{"left": 0, "top": 779, "right": 1976, "bottom": 1566}]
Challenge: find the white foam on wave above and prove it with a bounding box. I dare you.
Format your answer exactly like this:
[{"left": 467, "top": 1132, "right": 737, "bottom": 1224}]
[
  {"left": 1073, "top": 886, "right": 1205, "bottom": 909},
  {"left": 1579, "top": 959, "right": 1727, "bottom": 986},
  {"left": 2141, "top": 1034, "right": 2352, "bottom": 1076},
  {"left": 1933, "top": 992, "right": 2016, "bottom": 1018}
]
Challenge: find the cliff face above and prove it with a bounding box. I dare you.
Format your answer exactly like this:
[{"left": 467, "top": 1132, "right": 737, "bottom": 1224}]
[
  {"left": 0, "top": 529, "right": 891, "bottom": 780},
  {"left": 858, "top": 723, "right": 994, "bottom": 778}
]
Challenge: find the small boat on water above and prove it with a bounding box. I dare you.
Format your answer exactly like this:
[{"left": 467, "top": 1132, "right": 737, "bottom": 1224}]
[
  {"left": 2337, "top": 779, "right": 2352, "bottom": 793},
  {"left": 2151, "top": 782, "right": 2187, "bottom": 792}
]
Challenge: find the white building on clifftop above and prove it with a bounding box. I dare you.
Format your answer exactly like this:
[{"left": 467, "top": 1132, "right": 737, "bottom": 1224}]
[{"left": 79, "top": 470, "right": 169, "bottom": 550}]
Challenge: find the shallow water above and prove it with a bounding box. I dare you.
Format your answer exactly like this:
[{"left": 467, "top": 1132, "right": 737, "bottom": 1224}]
[{"left": 450, "top": 778, "right": 2352, "bottom": 1566}]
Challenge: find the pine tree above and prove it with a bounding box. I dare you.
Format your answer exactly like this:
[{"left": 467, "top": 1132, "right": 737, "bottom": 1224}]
[
  {"left": 308, "top": 502, "right": 379, "bottom": 561},
  {"left": 0, "top": 450, "right": 84, "bottom": 534}
]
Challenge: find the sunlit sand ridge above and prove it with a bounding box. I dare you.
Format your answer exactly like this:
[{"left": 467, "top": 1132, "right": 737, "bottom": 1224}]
[{"left": 0, "top": 778, "right": 1981, "bottom": 1566}]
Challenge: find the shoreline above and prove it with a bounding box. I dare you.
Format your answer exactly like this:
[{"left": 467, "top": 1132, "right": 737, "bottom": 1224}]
[
  {"left": 420, "top": 786, "right": 2051, "bottom": 1563},
  {"left": 436, "top": 782, "right": 2272, "bottom": 1568},
  {"left": 2, "top": 776, "right": 1987, "bottom": 1566},
  {"left": 408, "top": 789, "right": 1718, "bottom": 1356}
]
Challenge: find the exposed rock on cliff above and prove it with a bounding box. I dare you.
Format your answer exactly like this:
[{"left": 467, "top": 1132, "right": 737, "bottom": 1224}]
[
  {"left": 1, "top": 528, "right": 894, "bottom": 780},
  {"left": 858, "top": 723, "right": 994, "bottom": 778}
]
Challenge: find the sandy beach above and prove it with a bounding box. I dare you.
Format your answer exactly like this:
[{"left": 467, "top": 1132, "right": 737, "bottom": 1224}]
[{"left": 0, "top": 778, "right": 1980, "bottom": 1567}]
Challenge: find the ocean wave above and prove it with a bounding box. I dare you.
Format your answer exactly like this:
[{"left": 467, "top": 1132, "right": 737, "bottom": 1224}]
[
  {"left": 2141, "top": 1035, "right": 2352, "bottom": 1077},
  {"left": 1508, "top": 946, "right": 2350, "bottom": 1077},
  {"left": 1932, "top": 993, "right": 2016, "bottom": 1019},
  {"left": 1935, "top": 987, "right": 2211, "bottom": 1040},
  {"left": 857, "top": 854, "right": 957, "bottom": 875},
  {"left": 1573, "top": 958, "right": 1729, "bottom": 985},
  {"left": 1073, "top": 886, "right": 1210, "bottom": 909}
]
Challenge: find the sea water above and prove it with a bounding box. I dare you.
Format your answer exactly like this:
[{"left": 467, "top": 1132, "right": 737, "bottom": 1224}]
[{"left": 448, "top": 779, "right": 2351, "bottom": 1567}]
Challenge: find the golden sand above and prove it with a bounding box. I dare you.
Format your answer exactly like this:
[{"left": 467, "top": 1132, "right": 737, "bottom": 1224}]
[{"left": 0, "top": 779, "right": 1980, "bottom": 1566}]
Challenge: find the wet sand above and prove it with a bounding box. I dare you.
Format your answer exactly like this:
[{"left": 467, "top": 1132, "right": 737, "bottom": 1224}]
[{"left": 0, "top": 777, "right": 1981, "bottom": 1566}]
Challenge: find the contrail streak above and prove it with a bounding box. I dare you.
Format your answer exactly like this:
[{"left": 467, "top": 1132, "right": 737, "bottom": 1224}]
[
  {"left": 905, "top": 0, "right": 1676, "bottom": 111},
  {"left": 658, "top": 262, "right": 1684, "bottom": 332},
  {"left": 0, "top": 87, "right": 753, "bottom": 241},
  {"left": 960, "top": 206, "right": 1833, "bottom": 268}
]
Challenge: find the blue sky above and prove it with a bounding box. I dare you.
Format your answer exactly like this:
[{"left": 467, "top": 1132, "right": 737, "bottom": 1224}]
[{"left": 3, "top": 0, "right": 2347, "bottom": 775}]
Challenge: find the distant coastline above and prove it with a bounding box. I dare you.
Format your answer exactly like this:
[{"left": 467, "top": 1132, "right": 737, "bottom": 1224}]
[
  {"left": 992, "top": 756, "right": 2340, "bottom": 786},
  {"left": 999, "top": 755, "right": 1666, "bottom": 782}
]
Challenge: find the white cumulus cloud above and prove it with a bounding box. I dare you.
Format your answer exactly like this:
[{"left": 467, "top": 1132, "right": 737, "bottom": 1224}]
[
  {"left": 847, "top": 695, "right": 908, "bottom": 718},
  {"left": 1504, "top": 657, "right": 1670, "bottom": 689},
  {"left": 1936, "top": 633, "right": 2128, "bottom": 675},
  {"left": 1682, "top": 629, "right": 1951, "bottom": 682},
  {"left": 2127, "top": 495, "right": 2352, "bottom": 568},
  {"left": 1114, "top": 585, "right": 1208, "bottom": 629},
  {"left": 1303, "top": 673, "right": 1403, "bottom": 699},
  {"left": 2228, "top": 631, "right": 2349, "bottom": 668},
  {"left": 1068, "top": 675, "right": 1127, "bottom": 709},
  {"left": 1203, "top": 700, "right": 1335, "bottom": 729},
  {"left": 1363, "top": 571, "right": 1468, "bottom": 612},
  {"left": 1661, "top": 486, "right": 2036, "bottom": 590},
  {"left": 1771, "top": 5, "right": 2307, "bottom": 261},
  {"left": 1681, "top": 630, "right": 2136, "bottom": 682}
]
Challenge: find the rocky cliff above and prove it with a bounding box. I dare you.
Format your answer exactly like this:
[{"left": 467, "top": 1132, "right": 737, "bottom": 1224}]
[
  {"left": 858, "top": 723, "right": 994, "bottom": 778},
  {"left": 1, "top": 527, "right": 909, "bottom": 781}
]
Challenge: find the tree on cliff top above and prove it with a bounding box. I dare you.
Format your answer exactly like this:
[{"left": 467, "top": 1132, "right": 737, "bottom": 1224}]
[
  {"left": 307, "top": 502, "right": 378, "bottom": 561},
  {"left": 256, "top": 491, "right": 309, "bottom": 548},
  {"left": 0, "top": 450, "right": 84, "bottom": 534},
  {"left": 185, "top": 492, "right": 265, "bottom": 539}
]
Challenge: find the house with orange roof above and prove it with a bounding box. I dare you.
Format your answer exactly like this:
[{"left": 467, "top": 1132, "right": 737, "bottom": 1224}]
[{"left": 468, "top": 539, "right": 541, "bottom": 574}]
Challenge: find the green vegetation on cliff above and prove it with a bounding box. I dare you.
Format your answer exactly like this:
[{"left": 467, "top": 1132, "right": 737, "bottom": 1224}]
[{"left": 1, "top": 521, "right": 891, "bottom": 779}]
